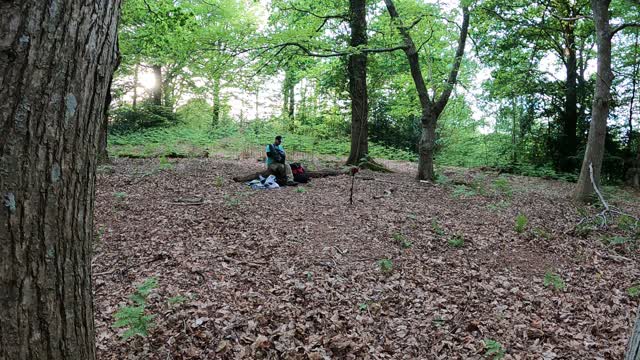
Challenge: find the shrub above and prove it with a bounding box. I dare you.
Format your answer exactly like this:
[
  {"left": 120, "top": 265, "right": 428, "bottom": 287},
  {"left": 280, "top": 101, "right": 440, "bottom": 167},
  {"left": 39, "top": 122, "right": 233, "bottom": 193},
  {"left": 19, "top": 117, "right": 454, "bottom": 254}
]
[
  {"left": 113, "top": 278, "right": 158, "bottom": 339},
  {"left": 448, "top": 235, "right": 465, "bottom": 248},
  {"left": 543, "top": 271, "right": 566, "bottom": 291},
  {"left": 483, "top": 339, "right": 505, "bottom": 359},
  {"left": 392, "top": 233, "right": 412, "bottom": 249},
  {"left": 515, "top": 214, "right": 528, "bottom": 233},
  {"left": 109, "top": 102, "right": 181, "bottom": 134},
  {"left": 378, "top": 259, "right": 393, "bottom": 273}
]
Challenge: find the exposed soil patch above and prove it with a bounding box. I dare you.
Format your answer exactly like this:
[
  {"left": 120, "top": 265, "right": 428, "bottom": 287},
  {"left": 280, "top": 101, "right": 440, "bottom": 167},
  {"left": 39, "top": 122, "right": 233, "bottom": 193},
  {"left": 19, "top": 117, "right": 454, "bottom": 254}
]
[{"left": 93, "top": 158, "right": 640, "bottom": 359}]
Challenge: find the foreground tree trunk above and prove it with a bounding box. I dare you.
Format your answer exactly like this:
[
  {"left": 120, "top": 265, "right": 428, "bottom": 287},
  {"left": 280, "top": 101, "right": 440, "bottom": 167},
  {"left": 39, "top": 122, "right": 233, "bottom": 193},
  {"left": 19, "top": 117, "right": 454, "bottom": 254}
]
[
  {"left": 627, "top": 307, "right": 640, "bottom": 359},
  {"left": 0, "top": 1, "right": 121, "bottom": 358},
  {"left": 345, "top": 0, "right": 369, "bottom": 165},
  {"left": 574, "top": 0, "right": 613, "bottom": 201}
]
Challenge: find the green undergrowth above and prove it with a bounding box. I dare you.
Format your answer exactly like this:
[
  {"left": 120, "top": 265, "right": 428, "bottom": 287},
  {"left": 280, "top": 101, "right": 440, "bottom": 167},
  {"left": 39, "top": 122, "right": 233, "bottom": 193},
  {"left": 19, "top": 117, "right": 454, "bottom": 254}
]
[{"left": 109, "top": 121, "right": 418, "bottom": 162}]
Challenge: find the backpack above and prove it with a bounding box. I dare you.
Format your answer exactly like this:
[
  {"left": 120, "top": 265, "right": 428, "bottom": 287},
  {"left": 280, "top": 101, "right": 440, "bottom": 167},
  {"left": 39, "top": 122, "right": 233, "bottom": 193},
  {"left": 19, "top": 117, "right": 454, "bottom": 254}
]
[{"left": 289, "top": 163, "right": 309, "bottom": 183}]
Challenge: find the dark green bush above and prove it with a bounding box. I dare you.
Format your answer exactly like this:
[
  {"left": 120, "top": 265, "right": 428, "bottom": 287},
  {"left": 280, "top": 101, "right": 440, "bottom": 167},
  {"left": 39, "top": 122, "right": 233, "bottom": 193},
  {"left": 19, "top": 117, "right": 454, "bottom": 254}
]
[{"left": 109, "top": 102, "right": 181, "bottom": 134}]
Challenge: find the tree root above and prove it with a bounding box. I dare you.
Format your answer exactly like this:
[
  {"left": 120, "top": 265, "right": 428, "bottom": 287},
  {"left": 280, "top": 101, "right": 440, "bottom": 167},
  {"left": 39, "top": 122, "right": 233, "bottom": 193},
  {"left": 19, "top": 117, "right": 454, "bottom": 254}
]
[{"left": 576, "top": 162, "right": 639, "bottom": 230}]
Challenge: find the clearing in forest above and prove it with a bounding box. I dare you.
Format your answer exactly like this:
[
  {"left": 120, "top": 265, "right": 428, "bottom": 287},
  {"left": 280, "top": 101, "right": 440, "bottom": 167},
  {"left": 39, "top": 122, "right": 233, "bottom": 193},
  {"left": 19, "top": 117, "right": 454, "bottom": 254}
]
[{"left": 93, "top": 158, "right": 639, "bottom": 359}]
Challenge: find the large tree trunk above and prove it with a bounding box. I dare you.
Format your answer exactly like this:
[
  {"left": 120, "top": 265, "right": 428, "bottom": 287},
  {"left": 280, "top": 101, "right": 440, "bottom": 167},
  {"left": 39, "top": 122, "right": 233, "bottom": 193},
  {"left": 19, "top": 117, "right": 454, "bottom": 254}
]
[
  {"left": 0, "top": 1, "right": 121, "bottom": 359},
  {"left": 345, "top": 0, "right": 369, "bottom": 165},
  {"left": 561, "top": 23, "right": 579, "bottom": 171},
  {"left": 417, "top": 118, "right": 437, "bottom": 180},
  {"left": 574, "top": 0, "right": 612, "bottom": 201},
  {"left": 151, "top": 64, "right": 163, "bottom": 106}
]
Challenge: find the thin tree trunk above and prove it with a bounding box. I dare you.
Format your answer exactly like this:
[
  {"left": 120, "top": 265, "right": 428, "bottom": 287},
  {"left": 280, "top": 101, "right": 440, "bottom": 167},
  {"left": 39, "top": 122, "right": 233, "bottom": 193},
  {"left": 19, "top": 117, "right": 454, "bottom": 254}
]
[
  {"left": 212, "top": 75, "right": 221, "bottom": 126},
  {"left": 133, "top": 64, "right": 139, "bottom": 109},
  {"left": 512, "top": 99, "right": 518, "bottom": 165},
  {"left": 0, "top": 1, "right": 121, "bottom": 359},
  {"left": 562, "top": 23, "right": 579, "bottom": 171},
  {"left": 345, "top": 0, "right": 369, "bottom": 165},
  {"left": 288, "top": 84, "right": 295, "bottom": 123},
  {"left": 575, "top": 0, "right": 613, "bottom": 201},
  {"left": 629, "top": 32, "right": 638, "bottom": 149},
  {"left": 151, "top": 64, "right": 163, "bottom": 106},
  {"left": 255, "top": 87, "right": 260, "bottom": 121}
]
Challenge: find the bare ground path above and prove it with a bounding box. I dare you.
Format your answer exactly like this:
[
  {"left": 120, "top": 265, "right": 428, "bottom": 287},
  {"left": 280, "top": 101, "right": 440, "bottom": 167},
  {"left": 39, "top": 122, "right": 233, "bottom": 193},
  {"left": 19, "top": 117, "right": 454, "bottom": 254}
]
[{"left": 93, "top": 158, "right": 640, "bottom": 359}]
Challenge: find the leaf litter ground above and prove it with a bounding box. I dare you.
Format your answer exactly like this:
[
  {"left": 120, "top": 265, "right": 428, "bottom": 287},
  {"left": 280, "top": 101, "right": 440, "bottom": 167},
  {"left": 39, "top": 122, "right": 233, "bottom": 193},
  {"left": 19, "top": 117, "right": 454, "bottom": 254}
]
[{"left": 93, "top": 158, "right": 640, "bottom": 359}]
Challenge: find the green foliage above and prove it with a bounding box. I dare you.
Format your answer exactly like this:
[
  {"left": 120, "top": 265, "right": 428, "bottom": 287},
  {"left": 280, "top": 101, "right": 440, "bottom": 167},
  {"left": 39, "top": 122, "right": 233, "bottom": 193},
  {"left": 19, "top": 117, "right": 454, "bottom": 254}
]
[
  {"left": 452, "top": 185, "right": 476, "bottom": 198},
  {"left": 487, "top": 200, "right": 510, "bottom": 212},
  {"left": 628, "top": 285, "right": 640, "bottom": 298},
  {"left": 378, "top": 259, "right": 393, "bottom": 273},
  {"left": 543, "top": 271, "right": 566, "bottom": 291},
  {"left": 168, "top": 295, "right": 187, "bottom": 305},
  {"left": 214, "top": 176, "right": 224, "bottom": 188},
  {"left": 492, "top": 176, "right": 512, "bottom": 196},
  {"left": 110, "top": 103, "right": 181, "bottom": 134},
  {"left": 431, "top": 219, "right": 446, "bottom": 236},
  {"left": 358, "top": 303, "right": 368, "bottom": 312},
  {"left": 113, "top": 278, "right": 158, "bottom": 339},
  {"left": 532, "top": 227, "right": 552, "bottom": 240},
  {"left": 617, "top": 215, "right": 638, "bottom": 232},
  {"left": 158, "top": 157, "right": 173, "bottom": 170},
  {"left": 114, "top": 192, "right": 127, "bottom": 200},
  {"left": 483, "top": 339, "right": 505, "bottom": 359},
  {"left": 296, "top": 186, "right": 307, "bottom": 193},
  {"left": 434, "top": 173, "right": 452, "bottom": 186},
  {"left": 448, "top": 234, "right": 465, "bottom": 248},
  {"left": 223, "top": 195, "right": 240, "bottom": 207},
  {"left": 515, "top": 214, "right": 528, "bottom": 234},
  {"left": 392, "top": 233, "right": 413, "bottom": 249},
  {"left": 95, "top": 226, "right": 106, "bottom": 243}
]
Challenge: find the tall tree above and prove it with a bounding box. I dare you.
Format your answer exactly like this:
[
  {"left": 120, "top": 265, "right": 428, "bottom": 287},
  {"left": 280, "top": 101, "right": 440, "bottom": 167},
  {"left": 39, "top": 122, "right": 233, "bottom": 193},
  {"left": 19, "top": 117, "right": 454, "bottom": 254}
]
[
  {"left": 346, "top": 0, "right": 369, "bottom": 165},
  {"left": 383, "top": 0, "right": 471, "bottom": 180},
  {"left": 476, "top": 0, "right": 594, "bottom": 172},
  {"left": 574, "top": 0, "right": 640, "bottom": 200},
  {"left": 0, "top": 0, "right": 121, "bottom": 359}
]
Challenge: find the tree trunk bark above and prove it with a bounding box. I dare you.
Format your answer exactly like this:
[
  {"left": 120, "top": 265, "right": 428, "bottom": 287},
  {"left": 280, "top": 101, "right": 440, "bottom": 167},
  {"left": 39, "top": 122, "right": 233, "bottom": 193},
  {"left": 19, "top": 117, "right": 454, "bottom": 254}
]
[
  {"left": 626, "top": 306, "right": 640, "bottom": 360},
  {"left": 133, "top": 64, "right": 139, "bottom": 109},
  {"left": 212, "top": 75, "right": 221, "bottom": 127},
  {"left": 151, "top": 64, "right": 163, "bottom": 106},
  {"left": 345, "top": 0, "right": 369, "bottom": 165},
  {"left": 417, "top": 118, "right": 437, "bottom": 180},
  {"left": 0, "top": 1, "right": 121, "bottom": 359},
  {"left": 629, "top": 32, "right": 638, "bottom": 150},
  {"left": 575, "top": 0, "right": 612, "bottom": 201},
  {"left": 288, "top": 84, "right": 295, "bottom": 123},
  {"left": 561, "top": 23, "right": 579, "bottom": 171}
]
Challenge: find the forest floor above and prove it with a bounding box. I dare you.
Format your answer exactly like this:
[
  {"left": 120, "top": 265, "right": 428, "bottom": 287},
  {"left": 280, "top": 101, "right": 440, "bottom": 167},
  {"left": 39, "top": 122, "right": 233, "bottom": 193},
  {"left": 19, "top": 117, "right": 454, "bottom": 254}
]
[{"left": 93, "top": 157, "right": 640, "bottom": 359}]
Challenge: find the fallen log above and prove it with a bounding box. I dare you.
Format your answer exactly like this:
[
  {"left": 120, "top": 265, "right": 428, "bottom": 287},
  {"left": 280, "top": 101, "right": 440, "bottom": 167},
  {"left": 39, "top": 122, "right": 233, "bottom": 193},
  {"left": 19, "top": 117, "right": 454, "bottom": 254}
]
[{"left": 233, "top": 169, "right": 347, "bottom": 182}]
